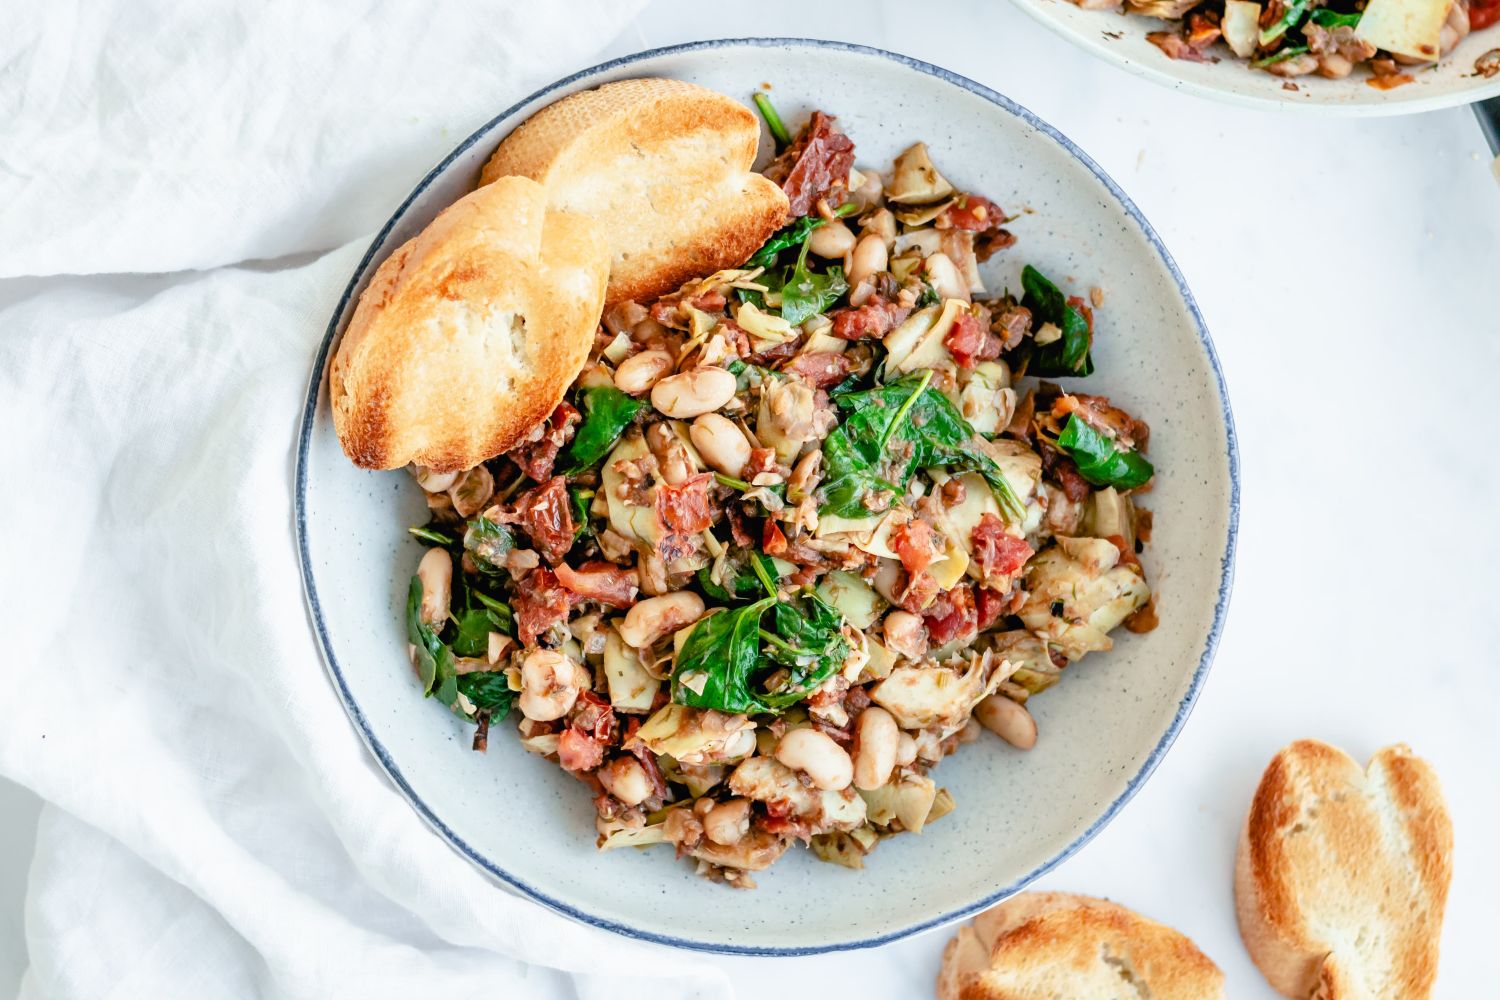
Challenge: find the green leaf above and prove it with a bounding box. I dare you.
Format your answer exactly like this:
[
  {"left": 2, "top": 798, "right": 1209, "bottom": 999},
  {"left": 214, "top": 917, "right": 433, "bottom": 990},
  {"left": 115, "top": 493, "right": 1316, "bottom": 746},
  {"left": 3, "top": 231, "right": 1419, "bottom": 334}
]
[
  {"left": 406, "top": 575, "right": 458, "bottom": 708},
  {"left": 1021, "top": 265, "right": 1093, "bottom": 378},
  {"left": 1056, "top": 414, "right": 1154, "bottom": 490},
  {"left": 449, "top": 608, "right": 500, "bottom": 657},
  {"left": 752, "top": 92, "right": 791, "bottom": 150},
  {"left": 758, "top": 591, "right": 848, "bottom": 710},
  {"left": 697, "top": 552, "right": 773, "bottom": 603},
  {"left": 471, "top": 591, "right": 515, "bottom": 635},
  {"left": 744, "top": 203, "right": 858, "bottom": 272},
  {"left": 1251, "top": 45, "right": 1310, "bottom": 69},
  {"left": 1309, "top": 9, "right": 1360, "bottom": 27},
  {"left": 463, "top": 516, "right": 514, "bottom": 574},
  {"left": 820, "top": 372, "right": 1024, "bottom": 521},
  {"left": 569, "top": 487, "right": 593, "bottom": 542},
  {"left": 1260, "top": 0, "right": 1311, "bottom": 44},
  {"left": 672, "top": 598, "right": 775, "bottom": 714},
  {"left": 562, "top": 387, "right": 646, "bottom": 476},
  {"left": 408, "top": 525, "right": 455, "bottom": 546},
  {"left": 456, "top": 672, "right": 514, "bottom": 720}
]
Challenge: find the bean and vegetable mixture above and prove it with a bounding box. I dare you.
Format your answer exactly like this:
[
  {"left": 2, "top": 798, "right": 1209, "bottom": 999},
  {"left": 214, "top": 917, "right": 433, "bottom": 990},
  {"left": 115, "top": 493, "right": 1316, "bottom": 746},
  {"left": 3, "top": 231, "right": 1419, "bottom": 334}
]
[
  {"left": 401, "top": 100, "right": 1158, "bottom": 886},
  {"left": 1087, "top": 0, "right": 1499, "bottom": 85}
]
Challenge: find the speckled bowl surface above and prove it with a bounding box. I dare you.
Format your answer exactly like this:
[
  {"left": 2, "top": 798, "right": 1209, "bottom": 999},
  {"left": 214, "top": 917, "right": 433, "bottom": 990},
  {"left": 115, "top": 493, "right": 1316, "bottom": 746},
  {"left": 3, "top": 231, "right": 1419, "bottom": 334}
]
[
  {"left": 1009, "top": 0, "right": 1500, "bottom": 115},
  {"left": 296, "top": 39, "right": 1239, "bottom": 955}
]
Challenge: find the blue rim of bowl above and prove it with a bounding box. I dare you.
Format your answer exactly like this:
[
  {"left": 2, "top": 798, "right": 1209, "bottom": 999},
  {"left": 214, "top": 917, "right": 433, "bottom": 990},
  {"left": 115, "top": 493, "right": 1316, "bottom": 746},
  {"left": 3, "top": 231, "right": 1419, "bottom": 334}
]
[{"left": 294, "top": 36, "right": 1241, "bottom": 956}]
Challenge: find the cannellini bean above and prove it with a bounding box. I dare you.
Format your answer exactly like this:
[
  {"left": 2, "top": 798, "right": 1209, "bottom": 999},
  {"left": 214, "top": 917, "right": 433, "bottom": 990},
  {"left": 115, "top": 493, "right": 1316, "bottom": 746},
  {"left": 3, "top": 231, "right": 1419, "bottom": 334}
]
[
  {"left": 618, "top": 592, "right": 705, "bottom": 649},
  {"left": 721, "top": 727, "right": 758, "bottom": 760},
  {"left": 924, "top": 252, "right": 969, "bottom": 303},
  {"left": 847, "top": 233, "right": 888, "bottom": 288},
  {"left": 882, "top": 610, "right": 928, "bottom": 661},
  {"left": 690, "top": 413, "right": 752, "bottom": 477},
  {"left": 774, "top": 728, "right": 853, "bottom": 791},
  {"left": 411, "top": 465, "right": 458, "bottom": 493},
  {"left": 448, "top": 465, "right": 494, "bottom": 518},
  {"left": 808, "top": 219, "right": 856, "bottom": 259},
  {"left": 613, "top": 350, "right": 673, "bottom": 395},
  {"left": 852, "top": 706, "right": 899, "bottom": 791},
  {"left": 598, "top": 757, "right": 654, "bottom": 807},
  {"left": 518, "top": 650, "right": 588, "bottom": 722},
  {"left": 416, "top": 548, "right": 452, "bottom": 626},
  {"left": 703, "top": 798, "right": 751, "bottom": 846},
  {"left": 894, "top": 731, "right": 918, "bottom": 767},
  {"left": 975, "top": 695, "right": 1037, "bottom": 751},
  {"left": 850, "top": 168, "right": 884, "bottom": 212},
  {"left": 646, "top": 422, "right": 696, "bottom": 486},
  {"left": 650, "top": 366, "right": 736, "bottom": 419}
]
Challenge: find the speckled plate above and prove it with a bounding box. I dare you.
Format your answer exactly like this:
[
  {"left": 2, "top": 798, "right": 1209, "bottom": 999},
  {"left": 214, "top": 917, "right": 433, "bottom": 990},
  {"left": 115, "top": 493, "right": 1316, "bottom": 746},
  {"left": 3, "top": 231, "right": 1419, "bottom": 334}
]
[
  {"left": 1009, "top": 0, "right": 1500, "bottom": 115},
  {"left": 295, "top": 39, "right": 1239, "bottom": 955}
]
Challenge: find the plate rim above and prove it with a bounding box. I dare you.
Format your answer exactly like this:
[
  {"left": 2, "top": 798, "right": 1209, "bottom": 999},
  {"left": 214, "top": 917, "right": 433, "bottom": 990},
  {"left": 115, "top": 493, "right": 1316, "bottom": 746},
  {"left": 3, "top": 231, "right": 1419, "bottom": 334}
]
[
  {"left": 293, "top": 36, "right": 1242, "bottom": 956},
  {"left": 1005, "top": 0, "right": 1500, "bottom": 117}
]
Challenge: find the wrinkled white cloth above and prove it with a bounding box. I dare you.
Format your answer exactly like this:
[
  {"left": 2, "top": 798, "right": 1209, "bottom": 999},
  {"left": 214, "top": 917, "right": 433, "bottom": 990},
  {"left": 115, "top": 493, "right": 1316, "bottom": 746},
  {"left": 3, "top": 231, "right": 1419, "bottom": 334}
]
[{"left": 0, "top": 3, "right": 733, "bottom": 998}]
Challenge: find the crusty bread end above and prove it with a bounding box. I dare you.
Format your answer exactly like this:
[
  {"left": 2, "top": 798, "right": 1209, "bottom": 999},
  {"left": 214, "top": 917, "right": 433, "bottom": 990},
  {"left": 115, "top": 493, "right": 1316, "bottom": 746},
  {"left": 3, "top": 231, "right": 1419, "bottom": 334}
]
[
  {"left": 939, "top": 892, "right": 1225, "bottom": 1000},
  {"left": 1234, "top": 740, "right": 1453, "bottom": 1000},
  {"left": 330, "top": 176, "right": 608, "bottom": 472},
  {"left": 480, "top": 77, "right": 788, "bottom": 305}
]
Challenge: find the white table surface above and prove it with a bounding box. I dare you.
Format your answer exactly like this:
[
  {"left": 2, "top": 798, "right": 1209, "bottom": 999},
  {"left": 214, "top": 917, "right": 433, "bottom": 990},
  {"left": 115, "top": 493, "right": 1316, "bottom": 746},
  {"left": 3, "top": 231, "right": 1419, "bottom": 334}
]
[{"left": 3, "top": 1, "right": 1497, "bottom": 996}]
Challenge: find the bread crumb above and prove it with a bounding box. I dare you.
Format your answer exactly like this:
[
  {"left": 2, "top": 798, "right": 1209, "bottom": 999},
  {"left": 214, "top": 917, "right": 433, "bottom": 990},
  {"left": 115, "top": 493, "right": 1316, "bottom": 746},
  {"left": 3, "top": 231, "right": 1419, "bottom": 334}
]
[{"left": 1089, "top": 287, "right": 1105, "bottom": 308}]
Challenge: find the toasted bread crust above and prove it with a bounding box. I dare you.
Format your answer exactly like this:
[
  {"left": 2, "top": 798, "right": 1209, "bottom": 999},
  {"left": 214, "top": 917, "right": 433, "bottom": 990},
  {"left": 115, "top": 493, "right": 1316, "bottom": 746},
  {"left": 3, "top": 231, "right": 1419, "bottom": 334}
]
[
  {"left": 1234, "top": 740, "right": 1453, "bottom": 999},
  {"left": 939, "top": 892, "right": 1225, "bottom": 1000},
  {"left": 481, "top": 77, "right": 788, "bottom": 305},
  {"left": 330, "top": 176, "right": 608, "bottom": 471}
]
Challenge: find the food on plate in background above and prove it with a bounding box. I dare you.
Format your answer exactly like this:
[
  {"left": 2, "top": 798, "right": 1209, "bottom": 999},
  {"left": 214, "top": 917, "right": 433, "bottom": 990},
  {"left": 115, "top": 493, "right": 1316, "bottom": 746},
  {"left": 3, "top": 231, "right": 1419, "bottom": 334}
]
[
  {"left": 1071, "top": 0, "right": 1497, "bottom": 86},
  {"left": 382, "top": 85, "right": 1162, "bottom": 886},
  {"left": 329, "top": 176, "right": 609, "bottom": 471},
  {"left": 1235, "top": 740, "right": 1453, "bottom": 999},
  {"left": 937, "top": 891, "right": 1226, "bottom": 1000}
]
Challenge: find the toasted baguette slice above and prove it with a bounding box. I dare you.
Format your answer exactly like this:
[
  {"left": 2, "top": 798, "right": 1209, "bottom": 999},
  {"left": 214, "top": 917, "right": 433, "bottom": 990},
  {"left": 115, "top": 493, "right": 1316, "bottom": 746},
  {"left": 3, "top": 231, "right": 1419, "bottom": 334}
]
[
  {"left": 331, "top": 176, "right": 607, "bottom": 471},
  {"left": 1235, "top": 740, "right": 1453, "bottom": 999},
  {"left": 480, "top": 77, "right": 788, "bottom": 305},
  {"left": 938, "top": 892, "right": 1225, "bottom": 1000}
]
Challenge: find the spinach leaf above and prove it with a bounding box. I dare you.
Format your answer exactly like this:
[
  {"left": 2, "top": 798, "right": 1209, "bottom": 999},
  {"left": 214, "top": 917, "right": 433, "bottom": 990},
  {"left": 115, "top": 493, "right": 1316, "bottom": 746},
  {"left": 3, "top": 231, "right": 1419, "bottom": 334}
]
[
  {"left": 1252, "top": 45, "right": 1310, "bottom": 69},
  {"left": 471, "top": 591, "right": 515, "bottom": 635},
  {"left": 569, "top": 487, "right": 593, "bottom": 542},
  {"left": 450, "top": 607, "right": 508, "bottom": 657},
  {"left": 745, "top": 203, "right": 859, "bottom": 271},
  {"left": 820, "top": 371, "right": 1024, "bottom": 521},
  {"left": 456, "top": 672, "right": 514, "bottom": 720},
  {"left": 1309, "top": 9, "right": 1360, "bottom": 26},
  {"left": 408, "top": 525, "right": 456, "bottom": 546},
  {"left": 752, "top": 92, "right": 791, "bottom": 150},
  {"left": 1056, "top": 414, "right": 1154, "bottom": 490},
  {"left": 463, "top": 516, "right": 513, "bottom": 574},
  {"left": 758, "top": 590, "right": 848, "bottom": 710},
  {"left": 406, "top": 576, "right": 459, "bottom": 708},
  {"left": 1260, "top": 0, "right": 1312, "bottom": 43},
  {"left": 779, "top": 258, "right": 848, "bottom": 326},
  {"left": 671, "top": 599, "right": 775, "bottom": 714},
  {"left": 1021, "top": 265, "right": 1093, "bottom": 378},
  {"left": 562, "top": 387, "right": 646, "bottom": 475},
  {"left": 697, "top": 551, "right": 773, "bottom": 603}
]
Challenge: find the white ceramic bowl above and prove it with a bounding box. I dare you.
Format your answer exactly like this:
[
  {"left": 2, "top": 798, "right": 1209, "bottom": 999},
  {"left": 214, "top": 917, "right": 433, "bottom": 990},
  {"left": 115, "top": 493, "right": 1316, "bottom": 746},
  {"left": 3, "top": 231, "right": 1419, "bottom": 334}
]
[
  {"left": 1010, "top": 0, "right": 1500, "bottom": 114},
  {"left": 295, "top": 39, "right": 1239, "bottom": 954}
]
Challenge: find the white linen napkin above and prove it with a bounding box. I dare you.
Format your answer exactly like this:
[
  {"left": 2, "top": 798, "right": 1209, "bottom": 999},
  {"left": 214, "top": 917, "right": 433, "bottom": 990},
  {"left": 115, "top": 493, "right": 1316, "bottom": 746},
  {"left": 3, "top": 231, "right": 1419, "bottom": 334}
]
[{"left": 0, "top": 3, "right": 732, "bottom": 997}]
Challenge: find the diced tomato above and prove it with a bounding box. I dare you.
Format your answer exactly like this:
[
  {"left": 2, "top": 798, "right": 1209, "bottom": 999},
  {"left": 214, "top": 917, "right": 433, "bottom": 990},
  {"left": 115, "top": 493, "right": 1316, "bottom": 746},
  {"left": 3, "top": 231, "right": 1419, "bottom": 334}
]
[
  {"left": 940, "top": 195, "right": 1000, "bottom": 232},
  {"left": 891, "top": 518, "right": 942, "bottom": 577},
  {"left": 782, "top": 351, "right": 854, "bottom": 388},
  {"left": 571, "top": 690, "right": 616, "bottom": 743},
  {"left": 763, "top": 519, "right": 788, "bottom": 556},
  {"left": 687, "top": 289, "right": 726, "bottom": 312},
  {"left": 512, "top": 476, "right": 575, "bottom": 564},
  {"left": 555, "top": 560, "right": 639, "bottom": 608},
  {"left": 764, "top": 110, "right": 856, "bottom": 217},
  {"left": 943, "top": 311, "right": 1003, "bottom": 369},
  {"left": 513, "top": 566, "right": 573, "bottom": 647},
  {"left": 923, "top": 584, "right": 978, "bottom": 647},
  {"left": 971, "top": 513, "right": 1034, "bottom": 581},
  {"left": 655, "top": 473, "right": 714, "bottom": 534},
  {"left": 558, "top": 727, "right": 605, "bottom": 772},
  {"left": 975, "top": 586, "right": 1009, "bottom": 630},
  {"left": 507, "top": 403, "right": 580, "bottom": 481},
  {"left": 1474, "top": 0, "right": 1499, "bottom": 29},
  {"left": 897, "top": 570, "right": 941, "bottom": 614},
  {"left": 830, "top": 300, "right": 911, "bottom": 340}
]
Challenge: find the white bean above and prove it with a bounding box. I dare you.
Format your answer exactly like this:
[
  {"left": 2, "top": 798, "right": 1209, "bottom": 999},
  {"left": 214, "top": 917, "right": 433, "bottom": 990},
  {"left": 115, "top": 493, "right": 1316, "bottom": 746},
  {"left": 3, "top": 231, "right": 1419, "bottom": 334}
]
[
  {"left": 861, "top": 208, "right": 897, "bottom": 249},
  {"left": 775, "top": 728, "right": 853, "bottom": 791},
  {"left": 448, "top": 465, "right": 494, "bottom": 518},
  {"left": 808, "top": 219, "right": 856, "bottom": 259},
  {"left": 894, "top": 731, "right": 918, "bottom": 767},
  {"left": 852, "top": 706, "right": 899, "bottom": 791},
  {"left": 613, "top": 350, "right": 673, "bottom": 395},
  {"left": 847, "top": 233, "right": 889, "bottom": 289},
  {"left": 411, "top": 465, "right": 458, "bottom": 493},
  {"left": 703, "top": 798, "right": 751, "bottom": 846},
  {"left": 850, "top": 168, "right": 884, "bottom": 212},
  {"left": 618, "top": 592, "right": 705, "bottom": 649},
  {"left": 416, "top": 548, "right": 452, "bottom": 626},
  {"left": 689, "top": 413, "right": 752, "bottom": 477},
  {"left": 882, "top": 611, "right": 928, "bottom": 661},
  {"left": 598, "top": 757, "right": 653, "bottom": 806},
  {"left": 975, "top": 695, "right": 1037, "bottom": 751},
  {"left": 650, "top": 366, "right": 736, "bottom": 419},
  {"left": 518, "top": 650, "right": 588, "bottom": 722},
  {"left": 925, "top": 252, "right": 970, "bottom": 303}
]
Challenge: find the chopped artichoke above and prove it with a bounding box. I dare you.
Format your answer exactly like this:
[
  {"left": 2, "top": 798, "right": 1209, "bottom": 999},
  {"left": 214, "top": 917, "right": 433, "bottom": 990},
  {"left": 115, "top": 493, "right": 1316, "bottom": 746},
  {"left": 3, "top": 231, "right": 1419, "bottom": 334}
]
[
  {"left": 986, "top": 630, "right": 1059, "bottom": 694},
  {"left": 892, "top": 196, "right": 956, "bottom": 227},
  {"left": 884, "top": 299, "right": 964, "bottom": 374},
  {"left": 1082, "top": 487, "right": 1135, "bottom": 551},
  {"left": 637, "top": 704, "right": 754, "bottom": 763},
  {"left": 735, "top": 300, "right": 797, "bottom": 349},
  {"left": 604, "top": 628, "right": 660, "bottom": 713},
  {"left": 816, "top": 570, "right": 885, "bottom": 630},
  {"left": 888, "top": 142, "right": 956, "bottom": 205},
  {"left": 926, "top": 787, "right": 956, "bottom": 825},
  {"left": 977, "top": 438, "right": 1042, "bottom": 504},
  {"left": 860, "top": 772, "right": 938, "bottom": 833},
  {"left": 811, "top": 827, "right": 879, "bottom": 869},
  {"left": 1017, "top": 541, "right": 1149, "bottom": 662},
  {"left": 601, "top": 433, "right": 659, "bottom": 545},
  {"left": 599, "top": 823, "right": 669, "bottom": 850},
  {"left": 1221, "top": 0, "right": 1261, "bottom": 58},
  {"left": 958, "top": 362, "right": 1012, "bottom": 435},
  {"left": 1354, "top": 0, "right": 1450, "bottom": 60},
  {"left": 869, "top": 651, "right": 1002, "bottom": 733},
  {"left": 689, "top": 829, "right": 789, "bottom": 871}
]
